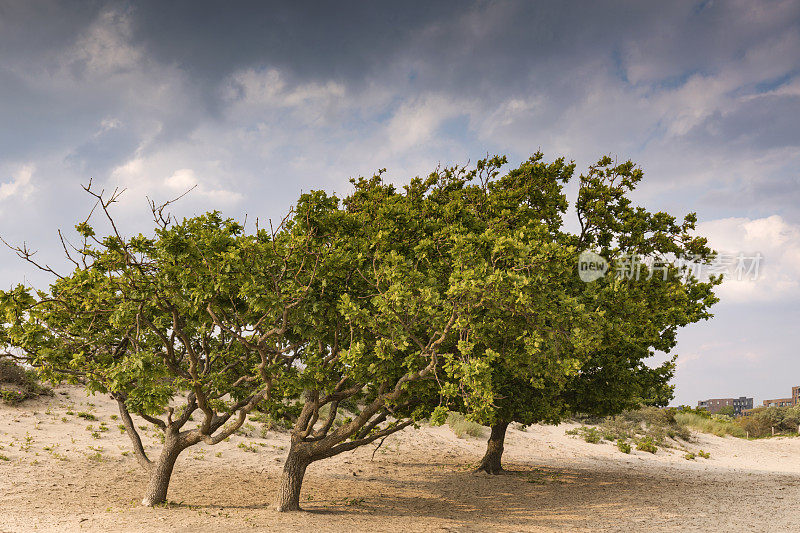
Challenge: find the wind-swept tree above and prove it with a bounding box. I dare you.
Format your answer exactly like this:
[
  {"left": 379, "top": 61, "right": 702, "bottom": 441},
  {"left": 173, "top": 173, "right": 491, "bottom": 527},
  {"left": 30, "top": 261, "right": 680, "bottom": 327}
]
[
  {"left": 0, "top": 186, "right": 325, "bottom": 506},
  {"left": 263, "top": 174, "right": 482, "bottom": 511},
  {"left": 438, "top": 154, "right": 720, "bottom": 474}
]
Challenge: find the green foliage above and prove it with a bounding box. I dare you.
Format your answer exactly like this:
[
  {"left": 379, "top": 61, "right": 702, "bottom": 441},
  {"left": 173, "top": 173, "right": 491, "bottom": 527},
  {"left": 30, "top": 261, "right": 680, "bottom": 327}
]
[
  {"left": 697, "top": 450, "right": 710, "bottom": 459},
  {"left": 434, "top": 153, "right": 719, "bottom": 440},
  {"left": 616, "top": 439, "right": 631, "bottom": 453},
  {"left": 237, "top": 442, "right": 259, "bottom": 453},
  {"left": 430, "top": 406, "right": 449, "bottom": 426},
  {"left": 565, "top": 426, "right": 602, "bottom": 443},
  {"left": 716, "top": 405, "right": 735, "bottom": 417},
  {"left": 0, "top": 357, "right": 51, "bottom": 405},
  {"left": 684, "top": 452, "right": 695, "bottom": 460},
  {"left": 0, "top": 151, "right": 722, "bottom": 506},
  {"left": 736, "top": 406, "right": 800, "bottom": 437},
  {"left": 677, "top": 405, "right": 711, "bottom": 418},
  {"left": 0, "top": 389, "right": 25, "bottom": 405},
  {"left": 76, "top": 412, "right": 97, "bottom": 421},
  {"left": 635, "top": 436, "right": 658, "bottom": 454}
]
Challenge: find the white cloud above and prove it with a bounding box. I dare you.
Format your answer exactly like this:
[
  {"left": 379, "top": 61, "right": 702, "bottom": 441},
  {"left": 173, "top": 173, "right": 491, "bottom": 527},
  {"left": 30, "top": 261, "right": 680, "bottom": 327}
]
[
  {"left": 166, "top": 168, "right": 198, "bottom": 190},
  {"left": 385, "top": 95, "right": 467, "bottom": 153},
  {"left": 224, "top": 68, "right": 347, "bottom": 126},
  {"left": 0, "top": 165, "right": 35, "bottom": 202},
  {"left": 108, "top": 157, "right": 243, "bottom": 211},
  {"left": 697, "top": 215, "right": 800, "bottom": 302}
]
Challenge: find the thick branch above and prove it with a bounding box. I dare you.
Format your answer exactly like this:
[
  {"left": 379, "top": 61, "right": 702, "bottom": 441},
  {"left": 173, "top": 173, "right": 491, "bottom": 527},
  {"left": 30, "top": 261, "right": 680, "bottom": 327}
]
[{"left": 115, "top": 397, "right": 153, "bottom": 471}]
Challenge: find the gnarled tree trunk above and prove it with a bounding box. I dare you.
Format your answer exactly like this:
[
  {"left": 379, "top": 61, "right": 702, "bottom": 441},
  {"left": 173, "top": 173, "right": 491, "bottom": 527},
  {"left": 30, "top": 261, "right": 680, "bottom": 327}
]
[
  {"left": 475, "top": 421, "right": 509, "bottom": 474},
  {"left": 141, "top": 434, "right": 185, "bottom": 507},
  {"left": 276, "top": 444, "right": 313, "bottom": 512}
]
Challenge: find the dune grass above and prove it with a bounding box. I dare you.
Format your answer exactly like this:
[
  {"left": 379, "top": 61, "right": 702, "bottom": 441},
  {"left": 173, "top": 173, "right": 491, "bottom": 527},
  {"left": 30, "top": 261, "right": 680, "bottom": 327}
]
[
  {"left": 446, "top": 412, "right": 486, "bottom": 439},
  {"left": 674, "top": 412, "right": 746, "bottom": 438}
]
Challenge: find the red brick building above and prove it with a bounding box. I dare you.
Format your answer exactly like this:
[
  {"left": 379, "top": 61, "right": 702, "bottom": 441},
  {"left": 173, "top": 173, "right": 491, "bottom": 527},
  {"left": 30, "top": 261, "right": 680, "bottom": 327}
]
[{"left": 763, "top": 398, "right": 794, "bottom": 407}]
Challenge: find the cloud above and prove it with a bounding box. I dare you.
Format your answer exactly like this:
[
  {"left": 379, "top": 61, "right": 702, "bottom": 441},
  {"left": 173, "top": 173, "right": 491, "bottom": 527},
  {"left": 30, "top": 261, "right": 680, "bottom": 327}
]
[
  {"left": 0, "top": 0, "right": 797, "bottom": 408},
  {"left": 697, "top": 215, "right": 800, "bottom": 302},
  {"left": 0, "top": 165, "right": 35, "bottom": 203},
  {"left": 108, "top": 158, "right": 243, "bottom": 210}
]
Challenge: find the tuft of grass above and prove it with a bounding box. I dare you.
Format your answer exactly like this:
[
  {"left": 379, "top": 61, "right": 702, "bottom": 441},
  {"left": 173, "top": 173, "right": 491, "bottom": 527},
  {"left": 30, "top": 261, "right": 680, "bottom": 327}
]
[
  {"left": 684, "top": 452, "right": 696, "bottom": 460},
  {"left": 697, "top": 449, "right": 711, "bottom": 459},
  {"left": 616, "top": 439, "right": 631, "bottom": 454},
  {"left": 565, "top": 426, "right": 602, "bottom": 443},
  {"left": 76, "top": 412, "right": 97, "bottom": 421},
  {"left": 237, "top": 442, "right": 259, "bottom": 453},
  {"left": 446, "top": 412, "right": 485, "bottom": 439}
]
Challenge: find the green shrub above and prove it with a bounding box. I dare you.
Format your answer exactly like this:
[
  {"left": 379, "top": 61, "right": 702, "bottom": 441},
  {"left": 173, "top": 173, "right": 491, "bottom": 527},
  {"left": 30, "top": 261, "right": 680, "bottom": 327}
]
[
  {"left": 697, "top": 450, "right": 710, "bottom": 459},
  {"left": 735, "top": 406, "right": 800, "bottom": 438},
  {"left": 0, "top": 358, "right": 51, "bottom": 405},
  {"left": 0, "top": 389, "right": 25, "bottom": 405},
  {"left": 684, "top": 452, "right": 696, "bottom": 460},
  {"left": 736, "top": 414, "right": 771, "bottom": 438},
  {"left": 76, "top": 412, "right": 97, "bottom": 421},
  {"left": 565, "top": 426, "right": 602, "bottom": 443},
  {"left": 582, "top": 427, "right": 602, "bottom": 443},
  {"left": 677, "top": 405, "right": 711, "bottom": 418},
  {"left": 446, "top": 412, "right": 485, "bottom": 439},
  {"left": 635, "top": 437, "right": 658, "bottom": 454},
  {"left": 616, "top": 439, "right": 631, "bottom": 454},
  {"left": 596, "top": 407, "right": 690, "bottom": 446},
  {"left": 599, "top": 417, "right": 636, "bottom": 441}
]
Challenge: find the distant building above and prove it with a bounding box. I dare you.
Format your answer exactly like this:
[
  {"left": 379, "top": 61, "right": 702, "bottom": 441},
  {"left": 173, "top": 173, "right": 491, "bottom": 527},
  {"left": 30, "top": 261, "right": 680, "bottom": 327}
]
[
  {"left": 697, "top": 396, "right": 753, "bottom": 416},
  {"left": 763, "top": 398, "right": 794, "bottom": 408},
  {"left": 758, "top": 386, "right": 800, "bottom": 410}
]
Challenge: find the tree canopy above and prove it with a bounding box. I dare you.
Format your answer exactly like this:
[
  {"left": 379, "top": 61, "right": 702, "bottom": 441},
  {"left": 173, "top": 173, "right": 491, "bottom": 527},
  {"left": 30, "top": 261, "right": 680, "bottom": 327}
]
[{"left": 0, "top": 152, "right": 720, "bottom": 508}]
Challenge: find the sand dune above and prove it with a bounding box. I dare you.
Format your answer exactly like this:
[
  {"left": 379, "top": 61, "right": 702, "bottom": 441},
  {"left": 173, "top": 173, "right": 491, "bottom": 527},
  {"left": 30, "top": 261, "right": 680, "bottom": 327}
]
[{"left": 1, "top": 386, "right": 799, "bottom": 532}]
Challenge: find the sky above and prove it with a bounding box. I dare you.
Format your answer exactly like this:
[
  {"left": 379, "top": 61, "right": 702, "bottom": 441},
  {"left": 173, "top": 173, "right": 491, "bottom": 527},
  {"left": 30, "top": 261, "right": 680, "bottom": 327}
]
[{"left": 0, "top": 0, "right": 799, "bottom": 406}]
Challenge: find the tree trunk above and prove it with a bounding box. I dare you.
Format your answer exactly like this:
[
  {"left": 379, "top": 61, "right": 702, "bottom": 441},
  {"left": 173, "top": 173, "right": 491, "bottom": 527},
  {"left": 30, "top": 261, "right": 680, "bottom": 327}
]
[
  {"left": 141, "top": 436, "right": 184, "bottom": 507},
  {"left": 276, "top": 446, "right": 313, "bottom": 512},
  {"left": 475, "top": 421, "right": 509, "bottom": 474}
]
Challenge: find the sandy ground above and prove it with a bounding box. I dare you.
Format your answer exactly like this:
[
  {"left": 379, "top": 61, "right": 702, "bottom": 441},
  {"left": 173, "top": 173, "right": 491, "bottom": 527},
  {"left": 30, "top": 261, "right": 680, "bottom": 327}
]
[{"left": 1, "top": 387, "right": 799, "bottom": 532}]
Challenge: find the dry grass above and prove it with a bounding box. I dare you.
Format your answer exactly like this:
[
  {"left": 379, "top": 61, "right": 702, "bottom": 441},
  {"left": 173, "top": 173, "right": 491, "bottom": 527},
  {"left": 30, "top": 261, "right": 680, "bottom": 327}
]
[
  {"left": 445, "top": 412, "right": 486, "bottom": 439},
  {"left": 674, "top": 412, "right": 746, "bottom": 438}
]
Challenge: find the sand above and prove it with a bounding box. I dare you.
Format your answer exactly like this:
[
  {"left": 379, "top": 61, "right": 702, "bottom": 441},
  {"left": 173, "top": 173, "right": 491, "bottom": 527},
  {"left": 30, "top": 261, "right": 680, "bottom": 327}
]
[{"left": 1, "top": 386, "right": 799, "bottom": 532}]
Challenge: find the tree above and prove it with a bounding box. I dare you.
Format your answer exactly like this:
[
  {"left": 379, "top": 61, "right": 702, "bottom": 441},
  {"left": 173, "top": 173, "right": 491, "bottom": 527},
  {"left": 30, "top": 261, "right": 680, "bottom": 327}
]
[
  {"left": 717, "top": 405, "right": 736, "bottom": 417},
  {"left": 0, "top": 186, "right": 324, "bottom": 506},
  {"left": 437, "top": 154, "right": 720, "bottom": 473},
  {"left": 266, "top": 174, "right": 478, "bottom": 510}
]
